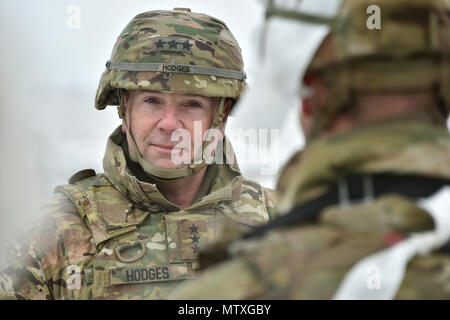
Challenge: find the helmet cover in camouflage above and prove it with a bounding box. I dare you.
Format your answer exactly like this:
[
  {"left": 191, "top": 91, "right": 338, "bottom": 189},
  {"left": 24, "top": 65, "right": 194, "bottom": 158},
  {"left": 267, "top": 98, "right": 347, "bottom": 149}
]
[
  {"left": 306, "top": 0, "right": 450, "bottom": 135},
  {"left": 95, "top": 8, "right": 247, "bottom": 111},
  {"left": 267, "top": 0, "right": 450, "bottom": 137},
  {"left": 309, "top": 0, "right": 450, "bottom": 91}
]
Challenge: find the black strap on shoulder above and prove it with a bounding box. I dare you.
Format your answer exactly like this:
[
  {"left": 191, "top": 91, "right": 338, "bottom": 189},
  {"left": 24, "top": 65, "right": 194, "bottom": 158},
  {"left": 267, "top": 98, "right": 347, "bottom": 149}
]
[
  {"left": 243, "top": 173, "right": 450, "bottom": 240},
  {"left": 440, "top": 241, "right": 450, "bottom": 253}
]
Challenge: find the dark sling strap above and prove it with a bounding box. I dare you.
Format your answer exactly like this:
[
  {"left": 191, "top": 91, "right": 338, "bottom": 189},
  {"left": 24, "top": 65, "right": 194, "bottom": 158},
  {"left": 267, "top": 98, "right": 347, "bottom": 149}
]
[{"left": 243, "top": 173, "right": 450, "bottom": 240}]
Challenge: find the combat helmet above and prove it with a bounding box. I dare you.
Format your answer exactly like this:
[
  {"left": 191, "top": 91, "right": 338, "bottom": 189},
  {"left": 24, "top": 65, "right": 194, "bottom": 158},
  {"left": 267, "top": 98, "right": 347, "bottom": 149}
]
[
  {"left": 263, "top": 0, "right": 450, "bottom": 138},
  {"left": 95, "top": 8, "right": 247, "bottom": 179},
  {"left": 301, "top": 0, "right": 450, "bottom": 137}
]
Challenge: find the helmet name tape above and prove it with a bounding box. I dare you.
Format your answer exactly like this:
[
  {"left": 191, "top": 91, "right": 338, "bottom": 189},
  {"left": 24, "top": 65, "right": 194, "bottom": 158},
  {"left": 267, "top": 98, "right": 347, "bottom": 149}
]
[
  {"left": 106, "top": 61, "right": 246, "bottom": 81},
  {"left": 162, "top": 64, "right": 191, "bottom": 73}
]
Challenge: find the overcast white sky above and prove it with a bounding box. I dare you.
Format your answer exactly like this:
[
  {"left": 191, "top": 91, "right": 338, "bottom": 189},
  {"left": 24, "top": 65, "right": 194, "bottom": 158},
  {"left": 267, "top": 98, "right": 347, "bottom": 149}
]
[{"left": 0, "top": 0, "right": 303, "bottom": 240}]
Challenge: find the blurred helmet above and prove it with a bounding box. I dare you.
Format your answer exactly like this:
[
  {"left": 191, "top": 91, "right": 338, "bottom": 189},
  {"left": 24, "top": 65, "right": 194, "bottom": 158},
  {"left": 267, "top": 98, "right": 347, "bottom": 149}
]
[
  {"left": 303, "top": 0, "right": 450, "bottom": 136},
  {"left": 95, "top": 8, "right": 247, "bottom": 179},
  {"left": 235, "top": 0, "right": 449, "bottom": 139}
]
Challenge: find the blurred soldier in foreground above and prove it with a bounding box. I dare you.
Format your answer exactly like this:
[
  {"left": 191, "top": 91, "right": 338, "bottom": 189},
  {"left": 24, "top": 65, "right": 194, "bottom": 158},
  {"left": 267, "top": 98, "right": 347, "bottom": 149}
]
[
  {"left": 0, "top": 8, "right": 277, "bottom": 300},
  {"left": 171, "top": 0, "right": 450, "bottom": 299}
]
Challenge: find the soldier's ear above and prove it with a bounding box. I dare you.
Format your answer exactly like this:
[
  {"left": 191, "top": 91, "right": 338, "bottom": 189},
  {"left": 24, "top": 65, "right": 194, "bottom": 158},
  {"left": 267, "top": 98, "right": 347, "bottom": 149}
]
[
  {"left": 121, "top": 105, "right": 127, "bottom": 134},
  {"left": 120, "top": 89, "right": 129, "bottom": 134},
  {"left": 122, "top": 119, "right": 127, "bottom": 134},
  {"left": 222, "top": 98, "right": 234, "bottom": 120}
]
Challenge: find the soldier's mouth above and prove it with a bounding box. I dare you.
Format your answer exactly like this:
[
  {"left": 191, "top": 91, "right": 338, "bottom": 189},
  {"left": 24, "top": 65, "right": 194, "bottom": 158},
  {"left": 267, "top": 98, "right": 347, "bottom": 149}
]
[
  {"left": 151, "top": 144, "right": 183, "bottom": 154},
  {"left": 153, "top": 144, "right": 176, "bottom": 150}
]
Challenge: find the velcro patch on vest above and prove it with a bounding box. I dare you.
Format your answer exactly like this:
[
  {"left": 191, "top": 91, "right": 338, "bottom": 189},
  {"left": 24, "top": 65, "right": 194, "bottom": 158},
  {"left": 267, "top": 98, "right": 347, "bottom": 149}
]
[
  {"left": 109, "top": 264, "right": 191, "bottom": 285},
  {"left": 179, "top": 219, "right": 207, "bottom": 260},
  {"left": 165, "top": 214, "right": 218, "bottom": 263}
]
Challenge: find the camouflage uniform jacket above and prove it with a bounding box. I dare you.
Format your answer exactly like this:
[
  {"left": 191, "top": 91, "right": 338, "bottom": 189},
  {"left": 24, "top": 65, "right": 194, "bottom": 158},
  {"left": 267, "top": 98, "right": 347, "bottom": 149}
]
[
  {"left": 171, "top": 121, "right": 450, "bottom": 299},
  {"left": 0, "top": 126, "right": 277, "bottom": 300}
]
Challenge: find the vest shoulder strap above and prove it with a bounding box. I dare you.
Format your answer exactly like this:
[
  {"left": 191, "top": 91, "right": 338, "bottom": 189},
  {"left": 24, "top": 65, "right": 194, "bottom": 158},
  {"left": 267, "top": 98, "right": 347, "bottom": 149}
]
[{"left": 55, "top": 173, "right": 148, "bottom": 249}]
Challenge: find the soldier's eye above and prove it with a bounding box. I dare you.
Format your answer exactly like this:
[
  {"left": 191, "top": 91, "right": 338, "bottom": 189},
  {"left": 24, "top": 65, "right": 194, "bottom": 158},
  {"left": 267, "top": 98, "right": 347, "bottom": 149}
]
[
  {"left": 186, "top": 100, "right": 201, "bottom": 108},
  {"left": 145, "top": 97, "right": 159, "bottom": 104}
]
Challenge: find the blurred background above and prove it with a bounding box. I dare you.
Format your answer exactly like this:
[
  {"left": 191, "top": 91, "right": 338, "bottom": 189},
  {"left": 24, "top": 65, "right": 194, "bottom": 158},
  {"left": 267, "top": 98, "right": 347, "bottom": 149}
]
[{"left": 0, "top": 0, "right": 304, "bottom": 242}]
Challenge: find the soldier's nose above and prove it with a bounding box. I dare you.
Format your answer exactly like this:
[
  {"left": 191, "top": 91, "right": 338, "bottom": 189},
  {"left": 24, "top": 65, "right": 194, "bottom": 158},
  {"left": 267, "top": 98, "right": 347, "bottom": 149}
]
[{"left": 157, "top": 106, "right": 182, "bottom": 132}]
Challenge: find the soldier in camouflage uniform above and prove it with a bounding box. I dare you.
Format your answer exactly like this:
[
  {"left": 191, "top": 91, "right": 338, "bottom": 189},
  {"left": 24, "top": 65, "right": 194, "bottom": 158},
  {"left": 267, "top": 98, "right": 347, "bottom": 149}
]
[
  {"left": 0, "top": 8, "right": 277, "bottom": 300},
  {"left": 171, "top": 0, "right": 450, "bottom": 299}
]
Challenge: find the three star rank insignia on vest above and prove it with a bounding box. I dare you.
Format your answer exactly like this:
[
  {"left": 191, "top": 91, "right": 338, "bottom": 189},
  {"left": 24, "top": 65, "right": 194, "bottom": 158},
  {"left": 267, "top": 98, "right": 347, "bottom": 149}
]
[{"left": 189, "top": 224, "right": 200, "bottom": 253}]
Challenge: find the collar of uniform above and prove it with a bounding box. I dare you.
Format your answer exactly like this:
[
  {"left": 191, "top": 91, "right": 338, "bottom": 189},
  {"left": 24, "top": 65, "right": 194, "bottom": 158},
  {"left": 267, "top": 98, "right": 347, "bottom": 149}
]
[
  {"left": 278, "top": 121, "right": 450, "bottom": 212},
  {"left": 102, "top": 126, "right": 242, "bottom": 212}
]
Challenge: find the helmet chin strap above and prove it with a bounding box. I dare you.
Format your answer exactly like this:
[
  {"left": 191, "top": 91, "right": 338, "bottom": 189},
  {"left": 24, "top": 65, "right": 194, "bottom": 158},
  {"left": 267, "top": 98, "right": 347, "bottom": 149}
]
[{"left": 119, "top": 92, "right": 226, "bottom": 180}]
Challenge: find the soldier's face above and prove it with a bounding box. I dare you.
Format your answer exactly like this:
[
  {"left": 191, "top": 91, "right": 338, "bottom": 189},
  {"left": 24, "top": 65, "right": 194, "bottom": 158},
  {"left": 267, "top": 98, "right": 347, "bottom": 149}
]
[{"left": 122, "top": 90, "right": 220, "bottom": 169}]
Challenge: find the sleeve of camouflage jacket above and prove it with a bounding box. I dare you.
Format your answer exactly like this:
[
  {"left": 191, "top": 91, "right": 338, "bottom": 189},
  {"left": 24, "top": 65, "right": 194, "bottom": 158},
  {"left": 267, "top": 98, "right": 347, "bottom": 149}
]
[{"left": 0, "top": 192, "right": 94, "bottom": 300}]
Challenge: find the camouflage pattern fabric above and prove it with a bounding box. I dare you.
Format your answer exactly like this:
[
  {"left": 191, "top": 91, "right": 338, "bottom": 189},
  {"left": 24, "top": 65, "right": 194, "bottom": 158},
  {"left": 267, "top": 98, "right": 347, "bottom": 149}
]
[
  {"left": 170, "top": 121, "right": 450, "bottom": 299},
  {"left": 0, "top": 127, "right": 277, "bottom": 300}
]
